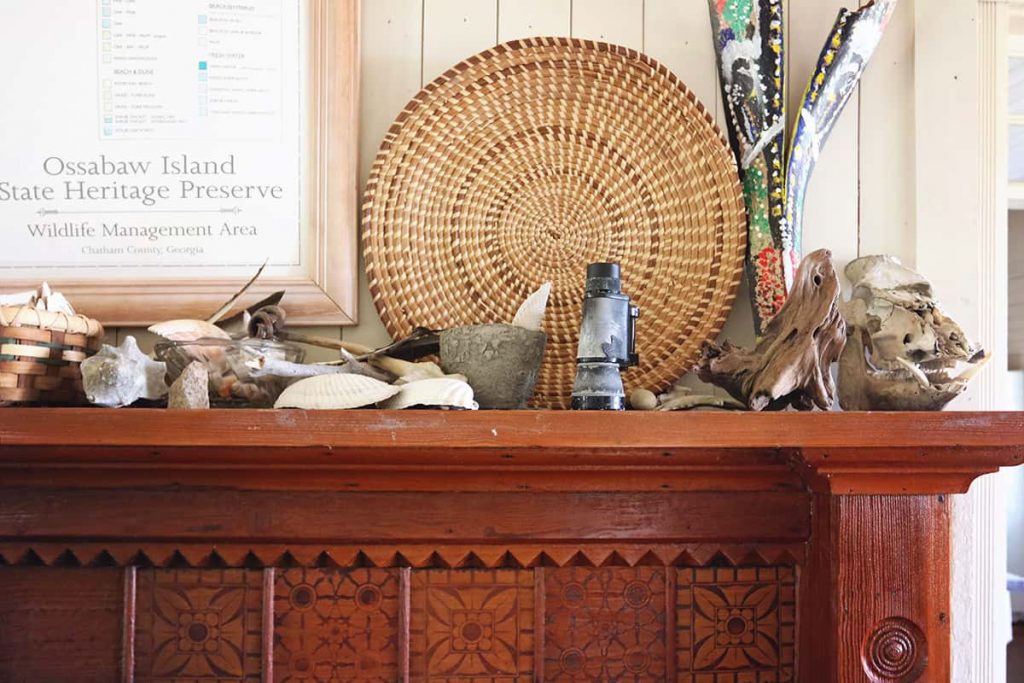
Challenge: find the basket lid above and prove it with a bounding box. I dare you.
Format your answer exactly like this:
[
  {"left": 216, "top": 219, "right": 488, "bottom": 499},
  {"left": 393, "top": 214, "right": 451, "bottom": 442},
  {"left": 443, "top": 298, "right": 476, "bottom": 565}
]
[{"left": 0, "top": 306, "right": 104, "bottom": 338}]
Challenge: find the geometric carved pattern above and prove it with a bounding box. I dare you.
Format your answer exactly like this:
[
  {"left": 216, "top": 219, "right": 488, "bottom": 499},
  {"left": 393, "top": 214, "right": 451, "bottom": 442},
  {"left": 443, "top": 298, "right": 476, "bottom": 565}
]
[
  {"left": 861, "top": 616, "right": 927, "bottom": 683},
  {"left": 544, "top": 567, "right": 667, "bottom": 681},
  {"left": 134, "top": 569, "right": 263, "bottom": 682},
  {"left": 677, "top": 567, "right": 796, "bottom": 683},
  {"left": 410, "top": 569, "right": 535, "bottom": 681},
  {"left": 273, "top": 568, "right": 400, "bottom": 682}
]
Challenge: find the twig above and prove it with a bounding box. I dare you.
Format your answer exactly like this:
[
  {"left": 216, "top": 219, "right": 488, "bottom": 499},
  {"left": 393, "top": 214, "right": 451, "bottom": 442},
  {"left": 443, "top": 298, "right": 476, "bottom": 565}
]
[
  {"left": 277, "top": 330, "right": 373, "bottom": 356},
  {"left": 206, "top": 260, "right": 268, "bottom": 324}
]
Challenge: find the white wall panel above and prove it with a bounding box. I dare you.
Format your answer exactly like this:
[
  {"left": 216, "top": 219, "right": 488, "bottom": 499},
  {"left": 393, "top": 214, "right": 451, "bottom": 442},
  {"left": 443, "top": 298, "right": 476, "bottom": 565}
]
[
  {"left": 570, "top": 0, "right": 644, "bottom": 51},
  {"left": 859, "top": 0, "right": 916, "bottom": 265},
  {"left": 347, "top": 0, "right": 425, "bottom": 348},
  {"left": 498, "top": 0, "right": 570, "bottom": 42},
  {"left": 644, "top": 0, "right": 720, "bottom": 121},
  {"left": 422, "top": 0, "right": 498, "bottom": 84}
]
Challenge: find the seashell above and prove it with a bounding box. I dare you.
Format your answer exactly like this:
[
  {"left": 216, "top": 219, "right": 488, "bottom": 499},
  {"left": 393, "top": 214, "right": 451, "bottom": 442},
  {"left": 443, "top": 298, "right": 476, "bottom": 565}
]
[
  {"left": 385, "top": 377, "right": 478, "bottom": 410},
  {"left": 512, "top": 282, "right": 552, "bottom": 331},
  {"left": 80, "top": 336, "right": 167, "bottom": 408},
  {"left": 148, "top": 319, "right": 231, "bottom": 341},
  {"left": 274, "top": 373, "right": 400, "bottom": 409}
]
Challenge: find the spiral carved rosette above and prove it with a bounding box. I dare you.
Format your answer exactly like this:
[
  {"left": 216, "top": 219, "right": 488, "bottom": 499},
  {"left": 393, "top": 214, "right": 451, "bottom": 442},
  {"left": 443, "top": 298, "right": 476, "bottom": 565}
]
[{"left": 861, "top": 617, "right": 927, "bottom": 682}]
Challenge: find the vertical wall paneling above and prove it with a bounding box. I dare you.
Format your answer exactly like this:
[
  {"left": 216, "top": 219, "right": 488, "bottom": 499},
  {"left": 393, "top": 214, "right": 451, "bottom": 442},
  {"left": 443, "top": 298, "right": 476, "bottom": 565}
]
[
  {"left": 570, "top": 0, "right": 645, "bottom": 51},
  {"left": 644, "top": 0, "right": 721, "bottom": 123},
  {"left": 346, "top": 0, "right": 425, "bottom": 349},
  {"left": 859, "top": 0, "right": 916, "bottom": 265},
  {"left": 786, "top": 0, "right": 860, "bottom": 291},
  {"left": 917, "top": 1, "right": 1008, "bottom": 682},
  {"left": 97, "top": 1, "right": 961, "bottom": 408},
  {"left": 421, "top": 0, "right": 498, "bottom": 84},
  {"left": 498, "top": 0, "right": 570, "bottom": 42}
]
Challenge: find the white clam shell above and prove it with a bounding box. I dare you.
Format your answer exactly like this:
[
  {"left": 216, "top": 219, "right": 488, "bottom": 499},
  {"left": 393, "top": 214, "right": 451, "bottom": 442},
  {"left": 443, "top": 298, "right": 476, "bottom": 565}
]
[
  {"left": 149, "top": 319, "right": 231, "bottom": 341},
  {"left": 274, "top": 373, "right": 400, "bottom": 409},
  {"left": 385, "top": 377, "right": 478, "bottom": 410},
  {"left": 511, "top": 282, "right": 552, "bottom": 331}
]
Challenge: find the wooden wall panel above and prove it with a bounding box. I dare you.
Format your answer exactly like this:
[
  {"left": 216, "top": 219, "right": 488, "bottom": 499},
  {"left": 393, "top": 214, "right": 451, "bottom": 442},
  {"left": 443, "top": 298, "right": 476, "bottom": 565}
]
[
  {"left": 832, "top": 496, "right": 950, "bottom": 683},
  {"left": 0, "top": 568, "right": 124, "bottom": 683},
  {"left": 570, "top": 0, "right": 644, "bottom": 51},
  {"left": 498, "top": 0, "right": 570, "bottom": 42}
]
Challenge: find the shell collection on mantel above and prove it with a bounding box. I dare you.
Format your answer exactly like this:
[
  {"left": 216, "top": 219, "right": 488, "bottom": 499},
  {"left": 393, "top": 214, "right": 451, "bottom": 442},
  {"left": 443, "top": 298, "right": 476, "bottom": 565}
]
[
  {"left": 0, "top": 275, "right": 558, "bottom": 410},
  {"left": 0, "top": 257, "right": 990, "bottom": 412}
]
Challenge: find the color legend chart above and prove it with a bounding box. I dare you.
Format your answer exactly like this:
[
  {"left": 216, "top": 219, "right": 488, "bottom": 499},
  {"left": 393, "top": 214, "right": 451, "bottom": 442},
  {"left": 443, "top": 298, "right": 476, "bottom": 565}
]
[{"left": 96, "top": 0, "right": 286, "bottom": 140}]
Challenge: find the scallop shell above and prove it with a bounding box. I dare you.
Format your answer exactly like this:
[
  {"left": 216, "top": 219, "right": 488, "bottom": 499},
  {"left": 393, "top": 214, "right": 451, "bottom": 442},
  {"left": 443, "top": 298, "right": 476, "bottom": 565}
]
[
  {"left": 385, "top": 377, "right": 478, "bottom": 410},
  {"left": 511, "top": 282, "right": 552, "bottom": 331},
  {"left": 274, "top": 373, "right": 400, "bottom": 409},
  {"left": 149, "top": 319, "right": 231, "bottom": 341}
]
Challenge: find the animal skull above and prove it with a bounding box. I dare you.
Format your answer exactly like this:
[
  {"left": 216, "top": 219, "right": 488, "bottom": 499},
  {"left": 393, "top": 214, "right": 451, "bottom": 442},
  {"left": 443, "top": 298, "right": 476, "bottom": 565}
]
[{"left": 838, "top": 255, "right": 989, "bottom": 411}]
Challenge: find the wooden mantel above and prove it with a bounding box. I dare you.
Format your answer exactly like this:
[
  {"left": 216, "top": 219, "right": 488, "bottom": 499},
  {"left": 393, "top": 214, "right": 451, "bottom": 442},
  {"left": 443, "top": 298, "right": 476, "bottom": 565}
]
[{"left": 1, "top": 409, "right": 1022, "bottom": 682}]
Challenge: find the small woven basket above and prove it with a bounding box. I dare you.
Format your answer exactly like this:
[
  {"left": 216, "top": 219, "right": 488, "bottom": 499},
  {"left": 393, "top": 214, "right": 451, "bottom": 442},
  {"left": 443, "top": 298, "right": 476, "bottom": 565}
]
[{"left": 0, "top": 306, "right": 105, "bottom": 405}]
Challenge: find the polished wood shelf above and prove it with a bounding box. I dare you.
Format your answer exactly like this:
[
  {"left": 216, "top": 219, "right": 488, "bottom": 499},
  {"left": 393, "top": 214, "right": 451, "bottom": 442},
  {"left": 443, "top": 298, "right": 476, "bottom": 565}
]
[
  {"left": 1, "top": 409, "right": 1022, "bottom": 494},
  {"left": 2, "top": 409, "right": 1022, "bottom": 681}
]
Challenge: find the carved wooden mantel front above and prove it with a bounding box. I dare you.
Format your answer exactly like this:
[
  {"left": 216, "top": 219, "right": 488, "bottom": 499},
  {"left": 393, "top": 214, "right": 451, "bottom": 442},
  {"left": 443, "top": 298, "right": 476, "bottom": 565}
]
[{"left": 1, "top": 410, "right": 1021, "bottom": 682}]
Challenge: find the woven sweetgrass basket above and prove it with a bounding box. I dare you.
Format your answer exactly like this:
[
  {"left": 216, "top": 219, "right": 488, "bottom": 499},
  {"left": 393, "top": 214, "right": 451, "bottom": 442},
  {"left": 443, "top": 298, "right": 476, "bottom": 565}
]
[
  {"left": 0, "top": 306, "right": 104, "bottom": 405},
  {"left": 363, "top": 37, "right": 746, "bottom": 408}
]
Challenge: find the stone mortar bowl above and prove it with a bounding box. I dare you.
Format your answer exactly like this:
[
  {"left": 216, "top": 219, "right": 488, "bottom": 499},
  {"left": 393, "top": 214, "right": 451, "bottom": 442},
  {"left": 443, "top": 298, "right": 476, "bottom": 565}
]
[{"left": 439, "top": 324, "right": 547, "bottom": 409}]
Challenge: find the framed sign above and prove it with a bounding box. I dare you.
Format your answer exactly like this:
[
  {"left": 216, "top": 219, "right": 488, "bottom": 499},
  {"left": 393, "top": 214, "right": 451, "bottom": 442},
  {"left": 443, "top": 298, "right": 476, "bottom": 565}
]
[{"left": 0, "top": 0, "right": 359, "bottom": 325}]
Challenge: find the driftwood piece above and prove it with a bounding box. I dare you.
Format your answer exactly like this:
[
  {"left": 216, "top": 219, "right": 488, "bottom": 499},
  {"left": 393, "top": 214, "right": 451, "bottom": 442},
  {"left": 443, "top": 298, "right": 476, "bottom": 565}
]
[{"left": 696, "top": 249, "right": 846, "bottom": 411}]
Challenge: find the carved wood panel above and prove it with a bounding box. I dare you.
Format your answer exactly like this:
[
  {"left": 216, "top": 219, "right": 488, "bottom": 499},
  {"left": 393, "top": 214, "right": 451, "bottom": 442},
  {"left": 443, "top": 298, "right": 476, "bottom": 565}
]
[
  {"left": 0, "top": 568, "right": 123, "bottom": 683},
  {"left": 409, "top": 569, "right": 536, "bottom": 682},
  {"left": 1, "top": 563, "right": 801, "bottom": 682},
  {"left": 273, "top": 568, "right": 401, "bottom": 682},
  {"left": 676, "top": 567, "right": 797, "bottom": 683},
  {"left": 544, "top": 567, "right": 669, "bottom": 682},
  {"left": 134, "top": 569, "right": 263, "bottom": 682}
]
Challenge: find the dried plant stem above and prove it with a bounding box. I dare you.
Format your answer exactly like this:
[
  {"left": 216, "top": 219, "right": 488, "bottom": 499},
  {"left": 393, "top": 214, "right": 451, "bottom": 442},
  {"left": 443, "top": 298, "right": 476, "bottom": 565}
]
[{"left": 277, "top": 330, "right": 374, "bottom": 356}]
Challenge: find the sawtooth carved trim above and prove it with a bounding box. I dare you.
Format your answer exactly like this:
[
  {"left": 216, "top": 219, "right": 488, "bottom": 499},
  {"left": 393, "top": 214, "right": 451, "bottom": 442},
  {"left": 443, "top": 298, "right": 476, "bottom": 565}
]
[{"left": 0, "top": 543, "right": 806, "bottom": 570}]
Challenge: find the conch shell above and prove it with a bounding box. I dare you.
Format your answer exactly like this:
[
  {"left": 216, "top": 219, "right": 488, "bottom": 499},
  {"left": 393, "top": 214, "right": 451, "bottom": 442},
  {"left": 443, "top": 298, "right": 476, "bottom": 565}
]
[
  {"left": 838, "top": 255, "right": 989, "bottom": 411},
  {"left": 274, "top": 373, "right": 399, "bottom": 409},
  {"left": 385, "top": 377, "right": 478, "bottom": 410},
  {"left": 149, "top": 319, "right": 230, "bottom": 342},
  {"left": 80, "top": 336, "right": 167, "bottom": 408}
]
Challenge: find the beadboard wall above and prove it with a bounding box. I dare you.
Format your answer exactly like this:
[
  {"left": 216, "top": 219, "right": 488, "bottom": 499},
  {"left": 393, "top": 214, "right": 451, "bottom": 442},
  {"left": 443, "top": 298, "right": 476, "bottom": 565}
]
[{"left": 107, "top": 0, "right": 920, "bottom": 363}]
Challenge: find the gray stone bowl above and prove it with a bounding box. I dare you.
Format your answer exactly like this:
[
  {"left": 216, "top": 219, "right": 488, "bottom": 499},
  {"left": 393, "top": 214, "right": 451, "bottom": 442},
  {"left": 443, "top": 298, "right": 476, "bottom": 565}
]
[{"left": 439, "top": 324, "right": 547, "bottom": 409}]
